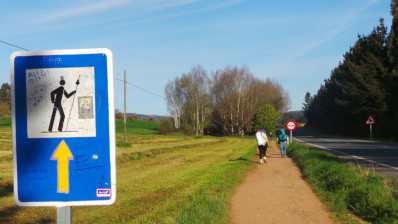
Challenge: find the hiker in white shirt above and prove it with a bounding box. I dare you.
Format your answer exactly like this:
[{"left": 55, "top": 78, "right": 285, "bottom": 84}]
[{"left": 255, "top": 129, "right": 268, "bottom": 164}]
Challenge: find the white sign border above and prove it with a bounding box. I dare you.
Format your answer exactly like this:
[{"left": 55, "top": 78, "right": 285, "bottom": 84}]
[{"left": 10, "top": 48, "right": 116, "bottom": 207}]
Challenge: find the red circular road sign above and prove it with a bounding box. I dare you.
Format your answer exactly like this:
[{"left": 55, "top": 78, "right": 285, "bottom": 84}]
[{"left": 286, "top": 121, "right": 297, "bottom": 131}]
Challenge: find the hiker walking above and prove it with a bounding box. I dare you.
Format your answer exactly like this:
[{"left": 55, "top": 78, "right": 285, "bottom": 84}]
[
  {"left": 277, "top": 129, "right": 289, "bottom": 158},
  {"left": 48, "top": 76, "right": 79, "bottom": 132},
  {"left": 255, "top": 129, "right": 268, "bottom": 164}
]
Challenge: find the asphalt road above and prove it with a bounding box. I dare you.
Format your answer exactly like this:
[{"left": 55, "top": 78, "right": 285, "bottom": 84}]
[{"left": 290, "top": 127, "right": 398, "bottom": 179}]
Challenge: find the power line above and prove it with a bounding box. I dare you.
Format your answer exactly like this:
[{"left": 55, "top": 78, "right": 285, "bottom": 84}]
[
  {"left": 114, "top": 78, "right": 166, "bottom": 100},
  {"left": 0, "top": 40, "right": 29, "bottom": 51},
  {"left": 0, "top": 41, "right": 165, "bottom": 101}
]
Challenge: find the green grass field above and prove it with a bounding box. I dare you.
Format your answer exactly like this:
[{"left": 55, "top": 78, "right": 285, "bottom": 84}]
[
  {"left": 3, "top": 116, "right": 398, "bottom": 223},
  {"left": 0, "top": 117, "right": 257, "bottom": 223},
  {"left": 115, "top": 119, "right": 158, "bottom": 135}
]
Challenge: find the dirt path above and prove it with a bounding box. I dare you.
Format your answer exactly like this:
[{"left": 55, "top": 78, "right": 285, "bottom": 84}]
[{"left": 230, "top": 141, "right": 335, "bottom": 224}]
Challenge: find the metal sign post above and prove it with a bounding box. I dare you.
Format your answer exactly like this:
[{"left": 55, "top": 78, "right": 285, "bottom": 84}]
[
  {"left": 286, "top": 121, "right": 297, "bottom": 144},
  {"left": 370, "top": 124, "right": 373, "bottom": 140},
  {"left": 366, "top": 115, "right": 376, "bottom": 140},
  {"left": 57, "top": 207, "right": 72, "bottom": 224},
  {"left": 10, "top": 48, "right": 116, "bottom": 212}
]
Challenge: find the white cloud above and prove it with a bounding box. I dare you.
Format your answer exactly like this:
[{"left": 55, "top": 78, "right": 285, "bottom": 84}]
[
  {"left": 112, "top": 0, "right": 249, "bottom": 30},
  {"left": 5, "top": 0, "right": 249, "bottom": 36},
  {"left": 25, "top": 0, "right": 136, "bottom": 26},
  {"left": 287, "top": 0, "right": 383, "bottom": 61}
]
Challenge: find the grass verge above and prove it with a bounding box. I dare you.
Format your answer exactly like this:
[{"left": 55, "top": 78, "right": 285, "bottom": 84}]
[
  {"left": 0, "top": 117, "right": 11, "bottom": 127},
  {"left": 116, "top": 141, "right": 133, "bottom": 148},
  {"left": 287, "top": 142, "right": 398, "bottom": 224}
]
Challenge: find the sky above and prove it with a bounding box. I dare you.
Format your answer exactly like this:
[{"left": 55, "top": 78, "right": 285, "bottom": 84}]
[{"left": 0, "top": 0, "right": 393, "bottom": 116}]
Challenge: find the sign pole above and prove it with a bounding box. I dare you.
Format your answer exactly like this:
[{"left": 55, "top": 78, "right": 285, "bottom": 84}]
[
  {"left": 370, "top": 124, "right": 372, "bottom": 140},
  {"left": 57, "top": 207, "right": 72, "bottom": 224},
  {"left": 286, "top": 121, "right": 297, "bottom": 144},
  {"left": 366, "top": 115, "right": 375, "bottom": 140}
]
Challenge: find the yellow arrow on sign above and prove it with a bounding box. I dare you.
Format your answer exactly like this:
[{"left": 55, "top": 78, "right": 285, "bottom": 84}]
[{"left": 51, "top": 140, "right": 74, "bottom": 193}]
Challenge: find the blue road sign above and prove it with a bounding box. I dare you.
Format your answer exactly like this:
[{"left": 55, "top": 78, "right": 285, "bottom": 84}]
[{"left": 10, "top": 49, "right": 116, "bottom": 206}]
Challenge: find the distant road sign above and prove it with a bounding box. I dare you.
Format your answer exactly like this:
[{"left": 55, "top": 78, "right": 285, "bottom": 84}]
[
  {"left": 286, "top": 121, "right": 297, "bottom": 131},
  {"left": 11, "top": 48, "right": 116, "bottom": 207},
  {"left": 366, "top": 116, "right": 376, "bottom": 125}
]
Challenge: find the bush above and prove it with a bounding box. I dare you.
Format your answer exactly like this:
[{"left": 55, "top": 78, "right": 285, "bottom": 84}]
[
  {"left": 251, "top": 104, "right": 278, "bottom": 134},
  {"left": 0, "top": 101, "right": 11, "bottom": 117},
  {"left": 0, "top": 117, "right": 11, "bottom": 127},
  {"left": 116, "top": 141, "right": 132, "bottom": 148},
  {"left": 182, "top": 123, "right": 195, "bottom": 135},
  {"left": 127, "top": 115, "right": 139, "bottom": 121},
  {"left": 158, "top": 119, "right": 175, "bottom": 134}
]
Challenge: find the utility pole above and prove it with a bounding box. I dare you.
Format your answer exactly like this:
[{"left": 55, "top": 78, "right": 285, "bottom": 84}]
[{"left": 124, "top": 70, "right": 127, "bottom": 143}]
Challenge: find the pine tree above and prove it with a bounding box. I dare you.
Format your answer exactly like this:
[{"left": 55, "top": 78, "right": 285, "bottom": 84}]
[
  {"left": 387, "top": 0, "right": 398, "bottom": 136},
  {"left": 331, "top": 20, "right": 389, "bottom": 135},
  {"left": 388, "top": 0, "right": 398, "bottom": 68}
]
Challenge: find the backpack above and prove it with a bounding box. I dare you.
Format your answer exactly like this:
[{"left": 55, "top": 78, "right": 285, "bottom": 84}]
[{"left": 279, "top": 134, "right": 287, "bottom": 142}]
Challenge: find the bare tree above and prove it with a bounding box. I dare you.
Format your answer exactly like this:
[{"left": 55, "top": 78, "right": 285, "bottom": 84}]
[
  {"left": 212, "top": 66, "right": 254, "bottom": 135},
  {"left": 165, "top": 65, "right": 290, "bottom": 136},
  {"left": 165, "top": 79, "right": 182, "bottom": 129},
  {"left": 167, "top": 65, "right": 211, "bottom": 135},
  {"left": 211, "top": 66, "right": 290, "bottom": 135}
]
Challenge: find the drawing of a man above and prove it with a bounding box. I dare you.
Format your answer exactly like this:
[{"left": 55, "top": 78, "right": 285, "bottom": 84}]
[{"left": 48, "top": 76, "right": 79, "bottom": 132}]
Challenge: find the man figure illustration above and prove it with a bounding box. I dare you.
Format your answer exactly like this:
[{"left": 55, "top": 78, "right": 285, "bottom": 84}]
[{"left": 48, "top": 76, "right": 79, "bottom": 132}]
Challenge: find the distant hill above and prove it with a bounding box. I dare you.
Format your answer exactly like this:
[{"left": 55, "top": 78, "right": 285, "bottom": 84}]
[
  {"left": 125, "top": 113, "right": 171, "bottom": 121},
  {"left": 278, "top": 110, "right": 306, "bottom": 124}
]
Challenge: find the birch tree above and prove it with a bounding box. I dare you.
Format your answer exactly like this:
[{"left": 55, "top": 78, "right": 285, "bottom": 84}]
[
  {"left": 211, "top": 66, "right": 290, "bottom": 135},
  {"left": 212, "top": 66, "right": 255, "bottom": 135},
  {"left": 165, "top": 79, "right": 182, "bottom": 129},
  {"left": 173, "top": 65, "right": 211, "bottom": 135}
]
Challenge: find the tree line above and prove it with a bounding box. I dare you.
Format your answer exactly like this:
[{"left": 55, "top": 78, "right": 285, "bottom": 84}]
[
  {"left": 165, "top": 65, "right": 290, "bottom": 136},
  {"left": 303, "top": 0, "right": 398, "bottom": 139},
  {"left": 0, "top": 83, "right": 11, "bottom": 117}
]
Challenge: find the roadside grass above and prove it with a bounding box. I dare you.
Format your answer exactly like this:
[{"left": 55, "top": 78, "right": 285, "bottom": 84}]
[
  {"left": 0, "top": 117, "right": 11, "bottom": 127},
  {"left": 0, "top": 117, "right": 12, "bottom": 183},
  {"left": 0, "top": 116, "right": 257, "bottom": 223},
  {"left": 288, "top": 142, "right": 398, "bottom": 224},
  {"left": 116, "top": 141, "right": 133, "bottom": 148},
  {"left": 0, "top": 117, "right": 12, "bottom": 154}
]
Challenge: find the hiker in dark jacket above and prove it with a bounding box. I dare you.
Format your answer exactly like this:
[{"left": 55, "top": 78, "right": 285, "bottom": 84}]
[{"left": 277, "top": 129, "right": 289, "bottom": 158}]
